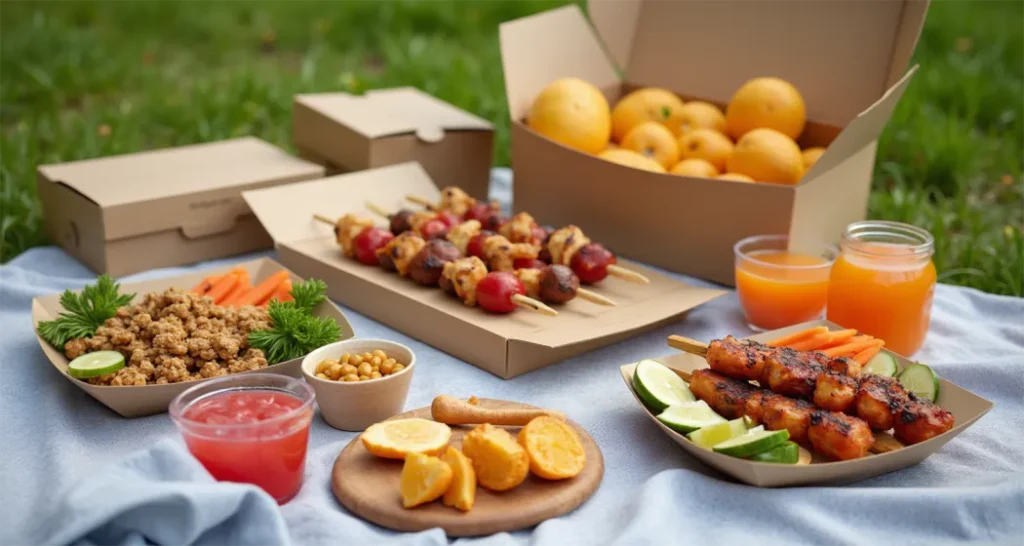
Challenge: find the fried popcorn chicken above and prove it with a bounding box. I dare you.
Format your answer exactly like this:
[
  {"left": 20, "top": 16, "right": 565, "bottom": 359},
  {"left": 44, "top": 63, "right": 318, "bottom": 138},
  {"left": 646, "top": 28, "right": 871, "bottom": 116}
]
[{"left": 66, "top": 287, "right": 270, "bottom": 386}]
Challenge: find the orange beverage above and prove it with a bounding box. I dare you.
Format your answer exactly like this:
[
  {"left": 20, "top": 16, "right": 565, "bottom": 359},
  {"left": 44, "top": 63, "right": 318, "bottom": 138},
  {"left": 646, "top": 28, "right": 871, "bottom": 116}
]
[
  {"left": 734, "top": 235, "right": 837, "bottom": 331},
  {"left": 827, "top": 221, "right": 936, "bottom": 356}
]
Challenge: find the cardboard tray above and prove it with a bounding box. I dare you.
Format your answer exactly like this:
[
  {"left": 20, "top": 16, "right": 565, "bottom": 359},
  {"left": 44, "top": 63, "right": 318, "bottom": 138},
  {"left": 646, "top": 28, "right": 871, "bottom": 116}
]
[
  {"left": 619, "top": 320, "right": 993, "bottom": 487},
  {"left": 242, "top": 162, "right": 727, "bottom": 379},
  {"left": 31, "top": 257, "right": 354, "bottom": 418}
]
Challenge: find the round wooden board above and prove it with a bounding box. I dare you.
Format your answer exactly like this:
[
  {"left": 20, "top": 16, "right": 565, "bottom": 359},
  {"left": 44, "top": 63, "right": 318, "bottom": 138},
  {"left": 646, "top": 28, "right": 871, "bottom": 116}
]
[{"left": 331, "top": 399, "right": 604, "bottom": 537}]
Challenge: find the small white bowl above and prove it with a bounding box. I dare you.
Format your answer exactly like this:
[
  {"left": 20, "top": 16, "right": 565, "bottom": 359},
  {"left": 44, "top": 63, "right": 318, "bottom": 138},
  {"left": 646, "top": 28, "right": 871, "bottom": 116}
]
[{"left": 301, "top": 338, "right": 416, "bottom": 431}]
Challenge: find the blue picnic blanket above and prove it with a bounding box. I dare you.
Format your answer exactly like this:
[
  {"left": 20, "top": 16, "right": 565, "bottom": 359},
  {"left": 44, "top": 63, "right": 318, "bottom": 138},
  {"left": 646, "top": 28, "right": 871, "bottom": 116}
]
[{"left": 1, "top": 170, "right": 1022, "bottom": 546}]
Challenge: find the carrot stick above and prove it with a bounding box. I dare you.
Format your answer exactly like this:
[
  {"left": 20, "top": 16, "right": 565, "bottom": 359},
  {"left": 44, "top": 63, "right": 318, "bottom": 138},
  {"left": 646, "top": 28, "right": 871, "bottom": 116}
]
[
  {"left": 853, "top": 341, "right": 886, "bottom": 365},
  {"left": 789, "top": 329, "right": 858, "bottom": 352},
  {"left": 821, "top": 337, "right": 880, "bottom": 358},
  {"left": 219, "top": 270, "right": 253, "bottom": 307},
  {"left": 234, "top": 270, "right": 291, "bottom": 307},
  {"left": 260, "top": 279, "right": 293, "bottom": 306},
  {"left": 765, "top": 326, "right": 828, "bottom": 348},
  {"left": 205, "top": 273, "right": 241, "bottom": 304},
  {"left": 190, "top": 273, "right": 226, "bottom": 295}
]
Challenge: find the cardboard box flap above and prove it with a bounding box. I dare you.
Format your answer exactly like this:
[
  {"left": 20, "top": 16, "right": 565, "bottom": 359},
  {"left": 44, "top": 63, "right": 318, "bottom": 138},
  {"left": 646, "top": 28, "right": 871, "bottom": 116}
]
[
  {"left": 241, "top": 162, "right": 441, "bottom": 246},
  {"left": 37, "top": 137, "right": 324, "bottom": 241},
  {"left": 586, "top": 0, "right": 927, "bottom": 127},
  {"left": 294, "top": 88, "right": 492, "bottom": 144},
  {"left": 499, "top": 4, "right": 621, "bottom": 121}
]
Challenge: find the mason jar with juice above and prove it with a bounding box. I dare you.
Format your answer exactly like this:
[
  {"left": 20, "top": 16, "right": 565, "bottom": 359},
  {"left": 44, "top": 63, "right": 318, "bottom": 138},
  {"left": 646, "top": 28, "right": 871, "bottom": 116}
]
[{"left": 827, "top": 221, "right": 937, "bottom": 356}]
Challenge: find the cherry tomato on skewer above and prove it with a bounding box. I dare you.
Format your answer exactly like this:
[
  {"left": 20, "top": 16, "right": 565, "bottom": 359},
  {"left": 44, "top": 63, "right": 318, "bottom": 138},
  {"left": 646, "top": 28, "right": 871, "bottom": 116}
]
[
  {"left": 476, "top": 272, "right": 526, "bottom": 314},
  {"left": 467, "top": 230, "right": 497, "bottom": 259},
  {"left": 570, "top": 243, "right": 617, "bottom": 284},
  {"left": 464, "top": 203, "right": 495, "bottom": 223},
  {"left": 418, "top": 218, "right": 449, "bottom": 241},
  {"left": 513, "top": 258, "right": 547, "bottom": 270},
  {"left": 353, "top": 227, "right": 395, "bottom": 265},
  {"left": 435, "top": 211, "right": 461, "bottom": 229}
]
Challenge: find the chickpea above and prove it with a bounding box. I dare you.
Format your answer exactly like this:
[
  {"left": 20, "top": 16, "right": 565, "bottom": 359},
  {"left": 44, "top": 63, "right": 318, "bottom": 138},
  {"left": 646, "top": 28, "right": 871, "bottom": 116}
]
[
  {"left": 340, "top": 353, "right": 351, "bottom": 365},
  {"left": 342, "top": 373, "right": 359, "bottom": 382},
  {"left": 340, "top": 364, "right": 357, "bottom": 377},
  {"left": 350, "top": 354, "right": 363, "bottom": 366},
  {"left": 357, "top": 362, "right": 373, "bottom": 376},
  {"left": 370, "top": 371, "right": 382, "bottom": 379},
  {"left": 328, "top": 363, "right": 343, "bottom": 380},
  {"left": 373, "top": 349, "right": 387, "bottom": 359},
  {"left": 380, "top": 360, "right": 395, "bottom": 374},
  {"left": 316, "top": 372, "right": 329, "bottom": 380},
  {"left": 358, "top": 374, "right": 370, "bottom": 381},
  {"left": 315, "top": 361, "right": 327, "bottom": 374},
  {"left": 393, "top": 363, "right": 405, "bottom": 373}
]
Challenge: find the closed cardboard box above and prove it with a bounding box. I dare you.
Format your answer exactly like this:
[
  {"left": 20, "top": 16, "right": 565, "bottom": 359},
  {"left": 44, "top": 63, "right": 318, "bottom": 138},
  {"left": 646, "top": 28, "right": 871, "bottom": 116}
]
[
  {"left": 293, "top": 87, "right": 495, "bottom": 202},
  {"left": 37, "top": 137, "right": 325, "bottom": 276},
  {"left": 500, "top": 1, "right": 927, "bottom": 286}
]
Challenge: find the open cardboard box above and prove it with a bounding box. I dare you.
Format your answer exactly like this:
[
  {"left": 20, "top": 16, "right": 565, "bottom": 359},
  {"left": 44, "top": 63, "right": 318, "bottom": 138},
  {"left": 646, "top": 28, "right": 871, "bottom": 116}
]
[
  {"left": 242, "top": 161, "right": 726, "bottom": 379},
  {"left": 31, "top": 257, "right": 354, "bottom": 418},
  {"left": 619, "top": 320, "right": 993, "bottom": 487},
  {"left": 500, "top": 1, "right": 928, "bottom": 286},
  {"left": 37, "top": 137, "right": 326, "bottom": 277},
  {"left": 293, "top": 87, "right": 495, "bottom": 202}
]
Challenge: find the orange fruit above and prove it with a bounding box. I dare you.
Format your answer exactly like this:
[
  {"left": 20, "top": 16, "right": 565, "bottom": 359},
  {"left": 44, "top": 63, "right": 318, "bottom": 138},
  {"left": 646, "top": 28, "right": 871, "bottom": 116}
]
[
  {"left": 726, "top": 128, "right": 805, "bottom": 185},
  {"left": 670, "top": 158, "right": 719, "bottom": 178},
  {"left": 460, "top": 423, "right": 529, "bottom": 492},
  {"left": 678, "top": 129, "right": 734, "bottom": 171},
  {"left": 610, "top": 87, "right": 685, "bottom": 142},
  {"left": 528, "top": 77, "right": 611, "bottom": 154},
  {"left": 598, "top": 149, "right": 666, "bottom": 173},
  {"left": 725, "top": 77, "right": 806, "bottom": 140},
  {"left": 717, "top": 172, "right": 756, "bottom": 183},
  {"left": 620, "top": 122, "right": 680, "bottom": 169},
  {"left": 517, "top": 416, "right": 586, "bottom": 480},
  {"left": 400, "top": 452, "right": 453, "bottom": 508},
  {"left": 666, "top": 101, "right": 726, "bottom": 137},
  {"left": 361, "top": 418, "right": 452, "bottom": 460},
  {"left": 802, "top": 147, "right": 826, "bottom": 170},
  {"left": 441, "top": 446, "right": 476, "bottom": 512}
]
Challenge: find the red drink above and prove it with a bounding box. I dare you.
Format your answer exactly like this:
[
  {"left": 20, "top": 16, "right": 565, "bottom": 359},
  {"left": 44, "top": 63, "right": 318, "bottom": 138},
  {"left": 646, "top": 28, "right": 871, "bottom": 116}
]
[{"left": 170, "top": 374, "right": 315, "bottom": 504}]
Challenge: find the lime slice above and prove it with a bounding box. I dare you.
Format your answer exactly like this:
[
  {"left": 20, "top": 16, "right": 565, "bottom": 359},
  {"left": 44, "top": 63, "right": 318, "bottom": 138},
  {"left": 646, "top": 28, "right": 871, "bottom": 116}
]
[
  {"left": 713, "top": 427, "right": 789, "bottom": 458},
  {"left": 632, "top": 359, "right": 695, "bottom": 412},
  {"left": 68, "top": 350, "right": 125, "bottom": 379},
  {"left": 749, "top": 441, "right": 799, "bottom": 464},
  {"left": 898, "top": 363, "right": 940, "bottom": 402},
  {"left": 864, "top": 352, "right": 899, "bottom": 377},
  {"left": 686, "top": 418, "right": 749, "bottom": 449},
  {"left": 656, "top": 401, "right": 726, "bottom": 434}
]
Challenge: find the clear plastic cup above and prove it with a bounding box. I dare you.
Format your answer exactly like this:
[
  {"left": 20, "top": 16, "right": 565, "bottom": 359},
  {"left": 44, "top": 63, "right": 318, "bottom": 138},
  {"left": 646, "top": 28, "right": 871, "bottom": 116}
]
[{"left": 169, "top": 373, "right": 315, "bottom": 504}]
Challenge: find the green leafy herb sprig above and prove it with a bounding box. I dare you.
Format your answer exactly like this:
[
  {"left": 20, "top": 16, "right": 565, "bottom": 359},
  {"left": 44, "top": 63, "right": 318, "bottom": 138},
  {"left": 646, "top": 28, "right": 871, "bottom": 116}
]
[
  {"left": 37, "top": 275, "right": 136, "bottom": 348},
  {"left": 248, "top": 278, "right": 342, "bottom": 364}
]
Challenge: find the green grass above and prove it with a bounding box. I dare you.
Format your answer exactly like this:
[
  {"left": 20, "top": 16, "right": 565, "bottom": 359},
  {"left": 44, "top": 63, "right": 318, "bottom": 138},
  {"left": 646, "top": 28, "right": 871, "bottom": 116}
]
[{"left": 1, "top": 0, "right": 1021, "bottom": 296}]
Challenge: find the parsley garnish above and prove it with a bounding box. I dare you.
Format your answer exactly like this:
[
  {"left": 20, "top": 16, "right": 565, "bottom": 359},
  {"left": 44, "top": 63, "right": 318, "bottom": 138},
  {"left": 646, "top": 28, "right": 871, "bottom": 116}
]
[
  {"left": 37, "top": 274, "right": 136, "bottom": 348},
  {"left": 248, "top": 278, "right": 342, "bottom": 364}
]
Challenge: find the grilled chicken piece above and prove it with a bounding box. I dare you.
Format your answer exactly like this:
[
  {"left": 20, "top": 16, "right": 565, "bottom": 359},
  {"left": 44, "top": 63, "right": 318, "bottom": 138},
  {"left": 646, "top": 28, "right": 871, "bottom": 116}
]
[
  {"left": 808, "top": 410, "right": 875, "bottom": 461},
  {"left": 376, "top": 232, "right": 426, "bottom": 278},
  {"left": 437, "top": 186, "right": 477, "bottom": 217},
  {"left": 441, "top": 257, "right": 488, "bottom": 307},
  {"left": 334, "top": 214, "right": 375, "bottom": 257},
  {"left": 763, "top": 348, "right": 826, "bottom": 399},
  {"left": 483, "top": 234, "right": 539, "bottom": 272},
  {"left": 825, "top": 356, "right": 862, "bottom": 378},
  {"left": 547, "top": 226, "right": 590, "bottom": 266},
  {"left": 759, "top": 394, "right": 814, "bottom": 444},
  {"left": 499, "top": 212, "right": 539, "bottom": 245},
  {"left": 743, "top": 390, "right": 773, "bottom": 425},
  {"left": 706, "top": 335, "right": 774, "bottom": 381},
  {"left": 813, "top": 369, "right": 858, "bottom": 413},
  {"left": 689, "top": 369, "right": 757, "bottom": 419},
  {"left": 446, "top": 220, "right": 481, "bottom": 254},
  {"left": 893, "top": 395, "right": 955, "bottom": 444},
  {"left": 513, "top": 268, "right": 542, "bottom": 299},
  {"left": 855, "top": 375, "right": 908, "bottom": 431}
]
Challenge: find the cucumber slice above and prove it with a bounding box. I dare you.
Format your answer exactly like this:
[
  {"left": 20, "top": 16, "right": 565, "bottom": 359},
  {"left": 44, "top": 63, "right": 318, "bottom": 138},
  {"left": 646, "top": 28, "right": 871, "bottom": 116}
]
[
  {"left": 864, "top": 352, "right": 899, "bottom": 377},
  {"left": 898, "top": 363, "right": 940, "bottom": 402},
  {"left": 633, "top": 359, "right": 695, "bottom": 412},
  {"left": 686, "top": 418, "right": 749, "bottom": 449},
  {"left": 656, "top": 401, "right": 726, "bottom": 434},
  {"left": 749, "top": 441, "right": 799, "bottom": 464},
  {"left": 68, "top": 350, "right": 125, "bottom": 379},
  {"left": 713, "top": 427, "right": 789, "bottom": 458}
]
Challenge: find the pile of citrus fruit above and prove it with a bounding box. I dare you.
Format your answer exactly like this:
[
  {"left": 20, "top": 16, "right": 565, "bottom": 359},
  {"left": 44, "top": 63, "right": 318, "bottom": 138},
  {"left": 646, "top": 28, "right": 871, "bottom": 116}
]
[{"left": 526, "top": 77, "right": 827, "bottom": 185}]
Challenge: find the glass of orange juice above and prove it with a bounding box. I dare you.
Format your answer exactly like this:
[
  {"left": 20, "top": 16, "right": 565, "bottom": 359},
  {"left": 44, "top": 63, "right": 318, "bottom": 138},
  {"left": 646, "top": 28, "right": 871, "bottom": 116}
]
[
  {"left": 734, "top": 234, "right": 837, "bottom": 331},
  {"left": 827, "top": 220, "right": 936, "bottom": 356}
]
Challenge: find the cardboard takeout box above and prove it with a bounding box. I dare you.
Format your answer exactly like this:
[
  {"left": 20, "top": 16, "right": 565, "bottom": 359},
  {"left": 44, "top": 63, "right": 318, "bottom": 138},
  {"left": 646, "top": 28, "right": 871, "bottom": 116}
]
[
  {"left": 37, "top": 137, "right": 325, "bottom": 277},
  {"left": 620, "top": 320, "right": 993, "bottom": 487},
  {"left": 242, "top": 161, "right": 726, "bottom": 379},
  {"left": 31, "top": 257, "right": 354, "bottom": 418},
  {"left": 293, "top": 87, "right": 495, "bottom": 202},
  {"left": 500, "top": 1, "right": 928, "bottom": 285}
]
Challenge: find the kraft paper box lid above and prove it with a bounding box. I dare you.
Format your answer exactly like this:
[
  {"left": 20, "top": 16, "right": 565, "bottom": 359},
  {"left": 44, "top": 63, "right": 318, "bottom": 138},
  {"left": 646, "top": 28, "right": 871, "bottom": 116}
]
[
  {"left": 499, "top": 1, "right": 926, "bottom": 185},
  {"left": 37, "top": 137, "right": 325, "bottom": 242},
  {"left": 242, "top": 161, "right": 727, "bottom": 378}
]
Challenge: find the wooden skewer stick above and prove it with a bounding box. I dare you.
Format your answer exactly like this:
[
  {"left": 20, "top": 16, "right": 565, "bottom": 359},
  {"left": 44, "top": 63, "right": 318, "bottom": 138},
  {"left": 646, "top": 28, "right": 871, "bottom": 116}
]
[
  {"left": 313, "top": 213, "right": 336, "bottom": 226},
  {"left": 405, "top": 194, "right": 436, "bottom": 210},
  {"left": 365, "top": 201, "right": 391, "bottom": 219},
  {"left": 510, "top": 294, "right": 558, "bottom": 316},
  {"left": 607, "top": 264, "right": 650, "bottom": 285},
  {"left": 576, "top": 288, "right": 616, "bottom": 307},
  {"left": 663, "top": 334, "right": 905, "bottom": 455}
]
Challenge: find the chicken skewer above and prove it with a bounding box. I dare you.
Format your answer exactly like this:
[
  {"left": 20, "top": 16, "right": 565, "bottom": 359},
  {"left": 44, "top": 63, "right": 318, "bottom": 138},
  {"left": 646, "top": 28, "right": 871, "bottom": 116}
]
[
  {"left": 312, "top": 214, "right": 556, "bottom": 317},
  {"left": 366, "top": 205, "right": 616, "bottom": 307},
  {"left": 405, "top": 189, "right": 651, "bottom": 285}
]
